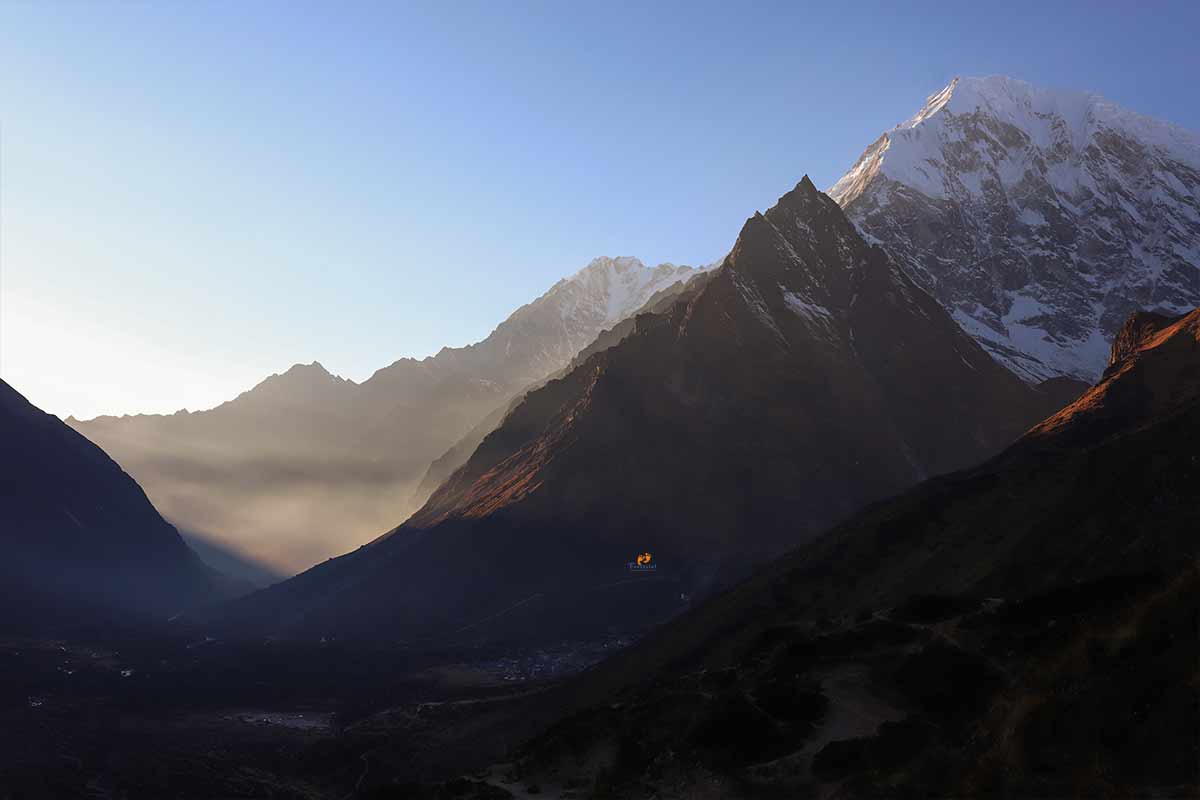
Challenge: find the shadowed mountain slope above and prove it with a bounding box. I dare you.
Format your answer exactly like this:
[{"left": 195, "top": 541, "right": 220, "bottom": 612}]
[
  {"left": 502, "top": 308, "right": 1200, "bottom": 799},
  {"left": 0, "top": 379, "right": 223, "bottom": 629}
]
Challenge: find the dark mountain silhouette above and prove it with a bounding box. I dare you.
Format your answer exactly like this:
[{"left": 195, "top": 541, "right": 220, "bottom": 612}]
[
  {"left": 71, "top": 259, "right": 705, "bottom": 575},
  {"left": 0, "top": 379, "right": 224, "bottom": 629},
  {"left": 499, "top": 307, "right": 1200, "bottom": 798},
  {"left": 211, "top": 177, "right": 1079, "bottom": 646}
]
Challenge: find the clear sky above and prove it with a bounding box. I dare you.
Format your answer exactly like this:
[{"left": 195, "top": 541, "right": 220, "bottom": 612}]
[{"left": 2, "top": 1, "right": 1197, "bottom": 419}]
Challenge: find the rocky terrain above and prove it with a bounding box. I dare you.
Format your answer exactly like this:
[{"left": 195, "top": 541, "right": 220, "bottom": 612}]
[{"left": 832, "top": 75, "right": 1200, "bottom": 383}]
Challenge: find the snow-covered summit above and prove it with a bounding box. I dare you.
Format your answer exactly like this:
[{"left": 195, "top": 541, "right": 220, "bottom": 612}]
[
  {"left": 470, "top": 256, "right": 704, "bottom": 383},
  {"left": 552, "top": 256, "right": 701, "bottom": 325},
  {"left": 833, "top": 76, "right": 1200, "bottom": 208},
  {"left": 939, "top": 77, "right": 1197, "bottom": 164},
  {"left": 412, "top": 255, "right": 709, "bottom": 391},
  {"left": 830, "top": 75, "right": 1200, "bottom": 382}
]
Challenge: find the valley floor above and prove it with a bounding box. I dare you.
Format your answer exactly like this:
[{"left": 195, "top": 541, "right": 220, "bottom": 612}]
[{"left": 0, "top": 633, "right": 628, "bottom": 799}]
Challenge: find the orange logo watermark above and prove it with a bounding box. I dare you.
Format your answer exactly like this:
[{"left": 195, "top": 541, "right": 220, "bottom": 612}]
[{"left": 628, "top": 552, "right": 656, "bottom": 571}]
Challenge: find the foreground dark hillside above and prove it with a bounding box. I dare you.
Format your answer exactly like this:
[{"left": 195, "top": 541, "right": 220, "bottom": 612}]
[
  {"left": 211, "top": 177, "right": 1077, "bottom": 648},
  {"left": 0, "top": 379, "right": 224, "bottom": 628},
  {"left": 489, "top": 308, "right": 1200, "bottom": 798}
]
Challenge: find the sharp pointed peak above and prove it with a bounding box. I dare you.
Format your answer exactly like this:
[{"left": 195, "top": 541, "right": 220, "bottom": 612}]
[
  {"left": 720, "top": 170, "right": 873, "bottom": 306},
  {"left": 776, "top": 175, "right": 827, "bottom": 207},
  {"left": 257, "top": 361, "right": 352, "bottom": 389},
  {"left": 761, "top": 175, "right": 843, "bottom": 226},
  {"left": 281, "top": 360, "right": 331, "bottom": 376}
]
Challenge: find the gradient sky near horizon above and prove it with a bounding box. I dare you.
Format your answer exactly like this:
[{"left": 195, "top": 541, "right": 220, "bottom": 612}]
[{"left": 2, "top": 1, "right": 1197, "bottom": 419}]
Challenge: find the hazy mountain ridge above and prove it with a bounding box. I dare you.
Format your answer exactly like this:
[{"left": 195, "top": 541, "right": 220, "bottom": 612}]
[
  {"left": 831, "top": 75, "right": 1200, "bottom": 383},
  {"left": 70, "top": 257, "right": 709, "bottom": 574}
]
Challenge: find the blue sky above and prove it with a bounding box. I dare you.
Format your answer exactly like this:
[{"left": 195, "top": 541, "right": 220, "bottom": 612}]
[{"left": 2, "top": 0, "right": 1197, "bottom": 418}]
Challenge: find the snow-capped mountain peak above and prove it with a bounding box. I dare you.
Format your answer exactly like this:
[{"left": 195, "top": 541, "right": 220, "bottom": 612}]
[
  {"left": 418, "top": 256, "right": 710, "bottom": 391},
  {"left": 556, "top": 255, "right": 699, "bottom": 324},
  {"left": 830, "top": 75, "right": 1200, "bottom": 382},
  {"left": 833, "top": 76, "right": 1200, "bottom": 209}
]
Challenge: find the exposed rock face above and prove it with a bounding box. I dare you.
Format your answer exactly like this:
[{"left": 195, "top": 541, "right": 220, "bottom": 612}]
[
  {"left": 831, "top": 75, "right": 1200, "bottom": 383},
  {"left": 212, "top": 177, "right": 1068, "bottom": 646},
  {"left": 70, "top": 258, "right": 706, "bottom": 574},
  {"left": 1107, "top": 310, "right": 1178, "bottom": 369},
  {"left": 0, "top": 379, "right": 222, "bottom": 627},
  {"left": 1032, "top": 308, "right": 1199, "bottom": 441}
]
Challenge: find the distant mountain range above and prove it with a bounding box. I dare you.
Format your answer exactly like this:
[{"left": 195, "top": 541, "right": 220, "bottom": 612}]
[
  {"left": 68, "top": 76, "right": 1199, "bottom": 584},
  {"left": 502, "top": 306, "right": 1200, "bottom": 798},
  {"left": 832, "top": 75, "right": 1200, "bottom": 383},
  {"left": 71, "top": 257, "right": 709, "bottom": 574},
  {"left": 0, "top": 379, "right": 227, "bottom": 629},
  {"left": 207, "top": 177, "right": 1079, "bottom": 646}
]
